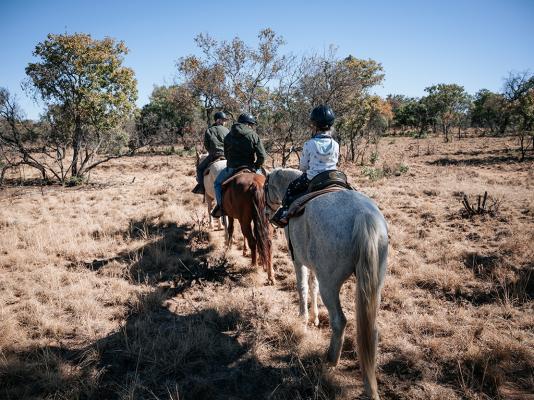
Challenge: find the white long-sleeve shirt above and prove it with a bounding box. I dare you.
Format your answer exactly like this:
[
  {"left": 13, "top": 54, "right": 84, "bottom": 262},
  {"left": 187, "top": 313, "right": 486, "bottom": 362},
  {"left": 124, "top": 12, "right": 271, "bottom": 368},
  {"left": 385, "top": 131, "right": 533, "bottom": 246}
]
[{"left": 299, "top": 132, "right": 339, "bottom": 179}]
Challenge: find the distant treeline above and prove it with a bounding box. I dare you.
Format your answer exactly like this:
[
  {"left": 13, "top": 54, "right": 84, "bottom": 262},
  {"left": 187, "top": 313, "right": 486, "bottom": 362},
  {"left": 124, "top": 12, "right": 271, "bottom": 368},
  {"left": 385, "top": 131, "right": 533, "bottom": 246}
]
[{"left": 1, "top": 30, "right": 533, "bottom": 184}]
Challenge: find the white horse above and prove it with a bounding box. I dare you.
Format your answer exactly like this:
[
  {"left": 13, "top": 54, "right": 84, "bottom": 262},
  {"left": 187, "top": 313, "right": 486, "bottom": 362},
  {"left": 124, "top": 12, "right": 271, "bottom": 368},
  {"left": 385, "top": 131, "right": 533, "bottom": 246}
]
[
  {"left": 265, "top": 168, "right": 388, "bottom": 400},
  {"left": 200, "top": 155, "right": 226, "bottom": 230}
]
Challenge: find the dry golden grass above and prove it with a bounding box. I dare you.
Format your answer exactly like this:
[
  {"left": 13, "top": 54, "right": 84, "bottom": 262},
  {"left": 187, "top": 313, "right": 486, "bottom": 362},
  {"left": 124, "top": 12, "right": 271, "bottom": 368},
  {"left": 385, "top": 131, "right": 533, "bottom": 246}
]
[{"left": 0, "top": 135, "right": 532, "bottom": 399}]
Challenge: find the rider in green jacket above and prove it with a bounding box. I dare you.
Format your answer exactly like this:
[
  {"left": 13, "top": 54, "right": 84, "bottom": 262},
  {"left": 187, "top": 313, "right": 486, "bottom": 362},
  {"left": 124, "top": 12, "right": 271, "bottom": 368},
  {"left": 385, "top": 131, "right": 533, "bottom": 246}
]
[{"left": 192, "top": 111, "right": 229, "bottom": 194}]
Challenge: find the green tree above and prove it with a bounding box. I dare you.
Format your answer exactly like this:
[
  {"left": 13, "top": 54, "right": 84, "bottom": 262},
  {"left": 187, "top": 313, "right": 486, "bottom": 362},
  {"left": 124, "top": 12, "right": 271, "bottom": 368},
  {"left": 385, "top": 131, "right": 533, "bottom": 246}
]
[
  {"left": 423, "top": 84, "right": 471, "bottom": 141},
  {"left": 502, "top": 72, "right": 534, "bottom": 160},
  {"left": 470, "top": 89, "right": 507, "bottom": 134},
  {"left": 25, "top": 33, "right": 137, "bottom": 180},
  {"left": 137, "top": 85, "right": 202, "bottom": 149}
]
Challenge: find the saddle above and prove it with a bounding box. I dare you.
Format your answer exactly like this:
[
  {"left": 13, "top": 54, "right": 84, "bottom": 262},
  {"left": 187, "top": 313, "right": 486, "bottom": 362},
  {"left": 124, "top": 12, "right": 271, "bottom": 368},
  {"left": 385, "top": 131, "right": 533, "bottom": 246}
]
[
  {"left": 307, "top": 170, "right": 352, "bottom": 193},
  {"left": 202, "top": 155, "right": 226, "bottom": 176},
  {"left": 221, "top": 166, "right": 255, "bottom": 187},
  {"left": 287, "top": 170, "right": 353, "bottom": 219}
]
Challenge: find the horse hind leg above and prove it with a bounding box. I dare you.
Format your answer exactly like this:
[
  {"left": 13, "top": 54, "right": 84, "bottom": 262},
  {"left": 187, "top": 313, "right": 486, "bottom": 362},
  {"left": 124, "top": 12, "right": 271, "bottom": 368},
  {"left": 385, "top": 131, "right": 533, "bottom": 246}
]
[
  {"left": 206, "top": 197, "right": 214, "bottom": 229},
  {"left": 309, "top": 270, "right": 319, "bottom": 327},
  {"left": 225, "top": 217, "right": 235, "bottom": 250},
  {"left": 319, "top": 279, "right": 347, "bottom": 365},
  {"left": 242, "top": 234, "right": 248, "bottom": 256},
  {"left": 240, "top": 221, "right": 256, "bottom": 267},
  {"left": 294, "top": 262, "right": 309, "bottom": 327}
]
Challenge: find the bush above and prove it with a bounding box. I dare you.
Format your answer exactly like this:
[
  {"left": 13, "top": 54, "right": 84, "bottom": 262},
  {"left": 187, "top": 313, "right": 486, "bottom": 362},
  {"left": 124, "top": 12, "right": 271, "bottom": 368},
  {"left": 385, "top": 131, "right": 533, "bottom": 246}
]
[
  {"left": 362, "top": 166, "right": 384, "bottom": 181},
  {"left": 362, "top": 162, "right": 409, "bottom": 180},
  {"left": 369, "top": 151, "right": 379, "bottom": 165}
]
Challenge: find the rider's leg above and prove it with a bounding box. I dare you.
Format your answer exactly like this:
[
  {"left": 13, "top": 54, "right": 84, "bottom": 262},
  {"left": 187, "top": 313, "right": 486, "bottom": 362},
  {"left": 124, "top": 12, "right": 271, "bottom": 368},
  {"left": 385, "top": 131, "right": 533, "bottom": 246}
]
[
  {"left": 271, "top": 174, "right": 310, "bottom": 226},
  {"left": 212, "top": 167, "right": 234, "bottom": 217},
  {"left": 193, "top": 155, "right": 214, "bottom": 194},
  {"left": 283, "top": 173, "right": 310, "bottom": 206}
]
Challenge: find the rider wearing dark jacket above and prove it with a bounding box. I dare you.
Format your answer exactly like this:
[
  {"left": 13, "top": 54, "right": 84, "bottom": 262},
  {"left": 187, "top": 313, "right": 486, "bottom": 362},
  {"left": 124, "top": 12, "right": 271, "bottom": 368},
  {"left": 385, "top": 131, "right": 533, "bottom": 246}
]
[
  {"left": 192, "top": 111, "right": 229, "bottom": 194},
  {"left": 224, "top": 122, "right": 267, "bottom": 169},
  {"left": 211, "top": 113, "right": 267, "bottom": 217}
]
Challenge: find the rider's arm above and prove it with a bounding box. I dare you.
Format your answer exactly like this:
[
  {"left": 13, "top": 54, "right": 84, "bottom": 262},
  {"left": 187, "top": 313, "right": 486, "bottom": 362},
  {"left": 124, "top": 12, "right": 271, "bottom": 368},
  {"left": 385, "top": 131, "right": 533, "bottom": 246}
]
[
  {"left": 254, "top": 136, "right": 267, "bottom": 169},
  {"left": 299, "top": 140, "right": 311, "bottom": 172},
  {"left": 203, "top": 128, "right": 212, "bottom": 153}
]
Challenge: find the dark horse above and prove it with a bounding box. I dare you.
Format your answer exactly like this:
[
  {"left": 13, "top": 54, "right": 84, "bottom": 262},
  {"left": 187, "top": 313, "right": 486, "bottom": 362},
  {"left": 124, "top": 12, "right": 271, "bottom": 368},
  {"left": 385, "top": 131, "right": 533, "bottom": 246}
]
[{"left": 222, "top": 172, "right": 274, "bottom": 284}]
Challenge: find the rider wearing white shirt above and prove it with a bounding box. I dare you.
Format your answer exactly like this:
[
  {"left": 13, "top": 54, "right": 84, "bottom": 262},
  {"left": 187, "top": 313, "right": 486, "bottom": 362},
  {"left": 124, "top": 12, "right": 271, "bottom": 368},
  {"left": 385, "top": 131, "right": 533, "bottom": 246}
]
[{"left": 271, "top": 105, "right": 339, "bottom": 227}]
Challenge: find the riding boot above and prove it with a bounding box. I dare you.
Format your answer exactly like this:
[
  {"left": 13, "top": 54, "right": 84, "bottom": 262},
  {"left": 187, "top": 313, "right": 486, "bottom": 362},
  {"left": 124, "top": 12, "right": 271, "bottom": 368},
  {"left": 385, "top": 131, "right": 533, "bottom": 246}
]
[
  {"left": 192, "top": 183, "right": 205, "bottom": 194},
  {"left": 271, "top": 207, "right": 289, "bottom": 228},
  {"left": 211, "top": 204, "right": 223, "bottom": 218}
]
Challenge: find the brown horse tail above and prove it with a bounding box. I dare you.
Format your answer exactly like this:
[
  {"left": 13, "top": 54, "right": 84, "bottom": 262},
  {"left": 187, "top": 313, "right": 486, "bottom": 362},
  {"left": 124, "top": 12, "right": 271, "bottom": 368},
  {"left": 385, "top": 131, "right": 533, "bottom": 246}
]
[
  {"left": 251, "top": 182, "right": 272, "bottom": 273},
  {"left": 353, "top": 213, "right": 383, "bottom": 399}
]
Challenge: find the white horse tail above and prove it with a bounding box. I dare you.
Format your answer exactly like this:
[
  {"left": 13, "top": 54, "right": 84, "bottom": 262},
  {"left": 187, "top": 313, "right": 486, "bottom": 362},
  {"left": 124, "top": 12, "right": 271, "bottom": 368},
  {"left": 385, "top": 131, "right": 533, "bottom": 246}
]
[{"left": 353, "top": 212, "right": 382, "bottom": 399}]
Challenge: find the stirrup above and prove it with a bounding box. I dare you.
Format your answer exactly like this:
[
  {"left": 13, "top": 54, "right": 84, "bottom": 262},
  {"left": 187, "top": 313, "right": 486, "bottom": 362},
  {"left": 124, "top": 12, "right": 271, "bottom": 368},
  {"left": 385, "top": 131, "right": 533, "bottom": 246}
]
[
  {"left": 211, "top": 205, "right": 223, "bottom": 218},
  {"left": 270, "top": 208, "right": 288, "bottom": 228},
  {"left": 192, "top": 183, "right": 205, "bottom": 194}
]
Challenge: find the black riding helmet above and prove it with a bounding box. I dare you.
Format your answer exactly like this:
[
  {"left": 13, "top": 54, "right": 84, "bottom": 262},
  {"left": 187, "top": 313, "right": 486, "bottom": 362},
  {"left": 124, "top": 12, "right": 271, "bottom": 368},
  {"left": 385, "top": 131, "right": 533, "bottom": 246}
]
[
  {"left": 237, "top": 113, "right": 257, "bottom": 125},
  {"left": 310, "top": 105, "right": 335, "bottom": 129},
  {"left": 214, "top": 111, "right": 228, "bottom": 121}
]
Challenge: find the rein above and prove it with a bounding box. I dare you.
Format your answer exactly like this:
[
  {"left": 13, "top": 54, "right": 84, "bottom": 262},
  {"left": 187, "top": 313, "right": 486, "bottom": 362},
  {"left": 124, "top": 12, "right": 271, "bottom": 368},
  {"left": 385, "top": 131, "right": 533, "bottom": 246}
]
[{"left": 264, "top": 174, "right": 281, "bottom": 212}]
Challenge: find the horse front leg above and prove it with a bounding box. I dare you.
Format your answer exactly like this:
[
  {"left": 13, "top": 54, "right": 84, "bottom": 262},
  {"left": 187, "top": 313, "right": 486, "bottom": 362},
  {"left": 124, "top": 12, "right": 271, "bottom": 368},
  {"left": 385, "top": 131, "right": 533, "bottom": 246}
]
[
  {"left": 294, "top": 262, "right": 309, "bottom": 328},
  {"left": 319, "top": 279, "right": 346, "bottom": 366},
  {"left": 206, "top": 197, "right": 214, "bottom": 229}
]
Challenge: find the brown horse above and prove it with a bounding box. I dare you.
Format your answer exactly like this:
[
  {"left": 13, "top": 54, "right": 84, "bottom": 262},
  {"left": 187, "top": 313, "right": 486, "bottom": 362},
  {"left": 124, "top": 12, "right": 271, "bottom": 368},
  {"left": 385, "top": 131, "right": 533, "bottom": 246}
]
[{"left": 222, "top": 172, "right": 274, "bottom": 284}]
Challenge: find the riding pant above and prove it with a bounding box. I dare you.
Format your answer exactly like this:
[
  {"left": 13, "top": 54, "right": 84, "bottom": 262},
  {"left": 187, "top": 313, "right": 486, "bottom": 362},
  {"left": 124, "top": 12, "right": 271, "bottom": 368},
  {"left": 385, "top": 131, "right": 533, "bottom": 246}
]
[
  {"left": 196, "top": 153, "right": 221, "bottom": 185},
  {"left": 281, "top": 173, "right": 310, "bottom": 211},
  {"left": 213, "top": 167, "right": 235, "bottom": 207}
]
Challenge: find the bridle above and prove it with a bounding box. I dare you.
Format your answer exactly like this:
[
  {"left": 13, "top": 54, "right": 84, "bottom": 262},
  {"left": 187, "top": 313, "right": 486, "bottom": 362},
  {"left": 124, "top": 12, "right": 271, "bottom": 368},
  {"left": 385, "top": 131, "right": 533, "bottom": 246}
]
[{"left": 264, "top": 173, "right": 281, "bottom": 213}]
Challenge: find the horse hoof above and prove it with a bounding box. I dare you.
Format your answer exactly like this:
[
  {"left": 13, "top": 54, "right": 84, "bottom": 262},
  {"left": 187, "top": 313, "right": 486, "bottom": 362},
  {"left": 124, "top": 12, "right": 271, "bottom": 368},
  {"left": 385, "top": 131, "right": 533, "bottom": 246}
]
[
  {"left": 324, "top": 352, "right": 339, "bottom": 368},
  {"left": 323, "top": 360, "right": 338, "bottom": 370}
]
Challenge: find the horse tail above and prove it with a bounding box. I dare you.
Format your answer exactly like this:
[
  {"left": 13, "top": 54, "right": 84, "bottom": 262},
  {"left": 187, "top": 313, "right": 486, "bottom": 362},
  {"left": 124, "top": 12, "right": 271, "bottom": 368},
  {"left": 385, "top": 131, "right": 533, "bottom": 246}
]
[
  {"left": 353, "top": 213, "right": 386, "bottom": 399},
  {"left": 251, "top": 181, "right": 272, "bottom": 273}
]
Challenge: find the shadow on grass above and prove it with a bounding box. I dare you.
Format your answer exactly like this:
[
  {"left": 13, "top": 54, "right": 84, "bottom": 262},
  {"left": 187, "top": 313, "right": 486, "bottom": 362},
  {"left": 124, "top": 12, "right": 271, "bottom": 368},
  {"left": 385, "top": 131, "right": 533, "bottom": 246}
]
[
  {"left": 1, "top": 289, "right": 340, "bottom": 399},
  {"left": 81, "top": 217, "right": 249, "bottom": 291},
  {"left": 2, "top": 217, "right": 341, "bottom": 399}
]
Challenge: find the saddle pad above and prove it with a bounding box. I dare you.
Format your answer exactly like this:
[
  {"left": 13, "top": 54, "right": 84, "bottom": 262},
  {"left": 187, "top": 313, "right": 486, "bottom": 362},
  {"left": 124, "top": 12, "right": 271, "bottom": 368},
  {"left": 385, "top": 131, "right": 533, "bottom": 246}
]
[{"left": 287, "top": 185, "right": 347, "bottom": 219}]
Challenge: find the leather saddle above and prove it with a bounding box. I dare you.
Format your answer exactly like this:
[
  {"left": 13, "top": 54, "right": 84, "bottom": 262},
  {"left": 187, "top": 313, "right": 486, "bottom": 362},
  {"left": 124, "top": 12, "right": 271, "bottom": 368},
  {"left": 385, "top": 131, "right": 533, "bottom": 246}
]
[
  {"left": 221, "top": 165, "right": 255, "bottom": 187},
  {"left": 307, "top": 170, "right": 352, "bottom": 193},
  {"left": 287, "top": 170, "right": 353, "bottom": 219}
]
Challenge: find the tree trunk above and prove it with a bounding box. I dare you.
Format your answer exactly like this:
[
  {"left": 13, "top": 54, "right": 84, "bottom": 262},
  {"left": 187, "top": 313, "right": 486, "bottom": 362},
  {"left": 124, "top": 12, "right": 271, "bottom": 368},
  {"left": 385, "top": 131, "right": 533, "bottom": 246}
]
[
  {"left": 350, "top": 133, "right": 355, "bottom": 162},
  {"left": 71, "top": 117, "right": 82, "bottom": 177},
  {"left": 205, "top": 106, "right": 213, "bottom": 126}
]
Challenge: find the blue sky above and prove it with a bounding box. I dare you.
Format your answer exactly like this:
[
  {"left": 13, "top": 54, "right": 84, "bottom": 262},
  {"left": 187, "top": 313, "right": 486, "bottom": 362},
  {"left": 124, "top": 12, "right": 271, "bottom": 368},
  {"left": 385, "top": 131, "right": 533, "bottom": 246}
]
[{"left": 1, "top": 0, "right": 533, "bottom": 120}]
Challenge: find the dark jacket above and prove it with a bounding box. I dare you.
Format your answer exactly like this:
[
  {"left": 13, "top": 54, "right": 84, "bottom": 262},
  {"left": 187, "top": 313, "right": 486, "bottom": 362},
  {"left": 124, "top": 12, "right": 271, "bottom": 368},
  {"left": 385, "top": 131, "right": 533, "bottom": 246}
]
[
  {"left": 224, "top": 123, "right": 267, "bottom": 169},
  {"left": 204, "top": 124, "right": 229, "bottom": 156}
]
